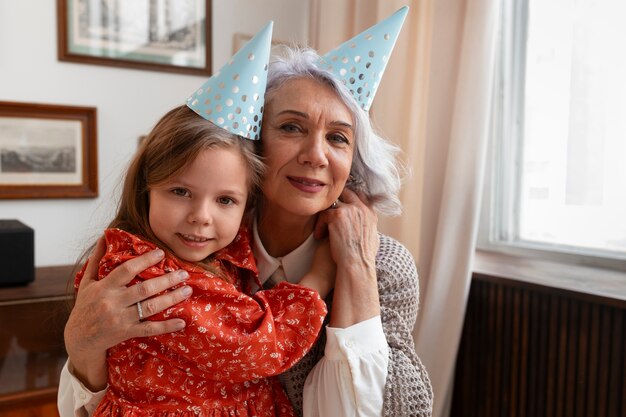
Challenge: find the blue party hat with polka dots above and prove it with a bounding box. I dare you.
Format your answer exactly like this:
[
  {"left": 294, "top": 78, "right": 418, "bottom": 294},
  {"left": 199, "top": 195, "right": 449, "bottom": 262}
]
[
  {"left": 187, "top": 21, "right": 273, "bottom": 140},
  {"left": 318, "top": 7, "right": 408, "bottom": 111}
]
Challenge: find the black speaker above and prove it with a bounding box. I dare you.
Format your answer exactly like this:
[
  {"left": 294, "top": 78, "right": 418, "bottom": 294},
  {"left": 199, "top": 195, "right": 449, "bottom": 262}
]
[{"left": 0, "top": 220, "right": 34, "bottom": 286}]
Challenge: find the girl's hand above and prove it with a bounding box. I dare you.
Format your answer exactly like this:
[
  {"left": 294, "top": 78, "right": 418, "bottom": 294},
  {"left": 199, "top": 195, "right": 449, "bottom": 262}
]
[
  {"left": 64, "top": 237, "right": 192, "bottom": 391},
  {"left": 298, "top": 238, "right": 336, "bottom": 298}
]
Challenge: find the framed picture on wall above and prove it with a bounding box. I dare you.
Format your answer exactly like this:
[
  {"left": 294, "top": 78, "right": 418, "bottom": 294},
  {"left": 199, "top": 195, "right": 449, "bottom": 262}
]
[
  {"left": 57, "top": 0, "right": 211, "bottom": 75},
  {"left": 0, "top": 101, "right": 98, "bottom": 199}
]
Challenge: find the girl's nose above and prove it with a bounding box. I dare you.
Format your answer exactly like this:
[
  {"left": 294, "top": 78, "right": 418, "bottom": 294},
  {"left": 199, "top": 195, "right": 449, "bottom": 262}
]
[{"left": 188, "top": 201, "right": 213, "bottom": 225}]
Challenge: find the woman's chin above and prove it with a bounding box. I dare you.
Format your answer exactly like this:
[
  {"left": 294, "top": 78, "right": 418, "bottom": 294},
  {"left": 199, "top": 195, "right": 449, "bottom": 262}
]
[{"left": 278, "top": 201, "right": 330, "bottom": 218}]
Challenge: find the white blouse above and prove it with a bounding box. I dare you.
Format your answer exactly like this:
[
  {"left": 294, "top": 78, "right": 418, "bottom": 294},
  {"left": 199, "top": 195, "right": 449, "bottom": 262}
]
[{"left": 57, "top": 224, "right": 389, "bottom": 417}]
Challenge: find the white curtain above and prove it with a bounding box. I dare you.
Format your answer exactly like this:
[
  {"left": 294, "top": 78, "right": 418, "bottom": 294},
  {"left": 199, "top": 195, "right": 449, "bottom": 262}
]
[
  {"left": 413, "top": 0, "right": 500, "bottom": 416},
  {"left": 308, "top": 1, "right": 500, "bottom": 416}
]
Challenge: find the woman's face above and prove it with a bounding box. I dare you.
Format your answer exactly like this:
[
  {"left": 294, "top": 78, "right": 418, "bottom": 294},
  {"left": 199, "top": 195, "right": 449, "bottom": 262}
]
[{"left": 260, "top": 77, "right": 355, "bottom": 218}]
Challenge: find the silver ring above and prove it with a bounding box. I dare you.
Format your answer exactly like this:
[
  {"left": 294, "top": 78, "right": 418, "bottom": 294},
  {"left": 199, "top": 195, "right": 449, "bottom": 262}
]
[
  {"left": 331, "top": 200, "right": 339, "bottom": 209},
  {"left": 136, "top": 301, "right": 144, "bottom": 321}
]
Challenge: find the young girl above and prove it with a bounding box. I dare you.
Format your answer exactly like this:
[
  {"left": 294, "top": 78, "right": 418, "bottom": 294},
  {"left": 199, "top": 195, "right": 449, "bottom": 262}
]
[
  {"left": 72, "top": 22, "right": 332, "bottom": 417},
  {"left": 75, "top": 104, "right": 331, "bottom": 417}
]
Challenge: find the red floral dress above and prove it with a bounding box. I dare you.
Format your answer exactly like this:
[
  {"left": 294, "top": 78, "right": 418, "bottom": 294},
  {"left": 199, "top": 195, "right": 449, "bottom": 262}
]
[{"left": 74, "top": 228, "right": 327, "bottom": 417}]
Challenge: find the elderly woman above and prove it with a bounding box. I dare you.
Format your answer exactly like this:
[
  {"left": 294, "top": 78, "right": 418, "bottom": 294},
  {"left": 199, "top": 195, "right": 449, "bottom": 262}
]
[{"left": 59, "top": 18, "right": 432, "bottom": 417}]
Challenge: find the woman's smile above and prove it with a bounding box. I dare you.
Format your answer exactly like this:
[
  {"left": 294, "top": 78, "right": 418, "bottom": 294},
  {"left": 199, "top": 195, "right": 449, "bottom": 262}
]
[{"left": 287, "top": 176, "right": 326, "bottom": 193}]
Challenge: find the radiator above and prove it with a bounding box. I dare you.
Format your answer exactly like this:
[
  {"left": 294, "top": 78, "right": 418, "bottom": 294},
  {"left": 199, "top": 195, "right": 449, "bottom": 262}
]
[{"left": 451, "top": 275, "right": 626, "bottom": 417}]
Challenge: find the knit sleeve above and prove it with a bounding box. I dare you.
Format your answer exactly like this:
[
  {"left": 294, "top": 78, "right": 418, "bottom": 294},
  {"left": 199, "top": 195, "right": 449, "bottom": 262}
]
[{"left": 376, "top": 235, "right": 433, "bottom": 416}]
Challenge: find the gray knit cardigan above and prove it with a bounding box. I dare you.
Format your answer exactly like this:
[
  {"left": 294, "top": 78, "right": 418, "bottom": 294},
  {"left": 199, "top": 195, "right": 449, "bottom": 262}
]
[{"left": 280, "top": 234, "right": 434, "bottom": 416}]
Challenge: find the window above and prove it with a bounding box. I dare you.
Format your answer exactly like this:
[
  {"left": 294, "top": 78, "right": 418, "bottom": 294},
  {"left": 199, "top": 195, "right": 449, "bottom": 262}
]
[{"left": 480, "top": 0, "right": 626, "bottom": 269}]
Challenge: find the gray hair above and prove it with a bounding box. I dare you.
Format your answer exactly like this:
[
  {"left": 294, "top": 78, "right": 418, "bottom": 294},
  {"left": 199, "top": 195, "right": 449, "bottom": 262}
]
[{"left": 263, "top": 46, "right": 403, "bottom": 216}]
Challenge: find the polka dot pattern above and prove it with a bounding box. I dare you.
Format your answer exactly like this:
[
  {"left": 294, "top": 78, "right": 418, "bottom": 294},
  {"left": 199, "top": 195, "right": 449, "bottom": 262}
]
[
  {"left": 186, "top": 22, "right": 273, "bottom": 140},
  {"left": 316, "top": 7, "right": 408, "bottom": 111}
]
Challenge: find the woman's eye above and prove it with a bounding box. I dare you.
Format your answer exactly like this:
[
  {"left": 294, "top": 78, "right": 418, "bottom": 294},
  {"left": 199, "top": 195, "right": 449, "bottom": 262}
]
[
  {"left": 328, "top": 133, "right": 350, "bottom": 145},
  {"left": 217, "top": 196, "right": 236, "bottom": 206},
  {"left": 280, "top": 123, "right": 301, "bottom": 133},
  {"left": 171, "top": 188, "right": 190, "bottom": 197}
]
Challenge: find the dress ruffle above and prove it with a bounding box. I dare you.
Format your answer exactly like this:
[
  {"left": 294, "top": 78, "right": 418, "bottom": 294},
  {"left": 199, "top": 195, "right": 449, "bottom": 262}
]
[{"left": 94, "top": 377, "right": 296, "bottom": 417}]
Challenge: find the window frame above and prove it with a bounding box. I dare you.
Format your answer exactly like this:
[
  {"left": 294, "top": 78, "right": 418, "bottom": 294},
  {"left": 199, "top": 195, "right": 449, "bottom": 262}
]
[{"left": 477, "top": 0, "right": 626, "bottom": 272}]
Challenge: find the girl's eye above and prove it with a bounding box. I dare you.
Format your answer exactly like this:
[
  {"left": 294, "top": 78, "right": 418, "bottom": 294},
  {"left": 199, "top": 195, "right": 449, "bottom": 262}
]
[
  {"left": 171, "top": 188, "right": 190, "bottom": 197},
  {"left": 217, "top": 196, "right": 236, "bottom": 206}
]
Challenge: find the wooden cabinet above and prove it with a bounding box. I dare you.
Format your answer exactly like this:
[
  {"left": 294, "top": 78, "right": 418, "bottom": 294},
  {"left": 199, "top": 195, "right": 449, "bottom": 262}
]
[{"left": 0, "top": 266, "right": 74, "bottom": 417}]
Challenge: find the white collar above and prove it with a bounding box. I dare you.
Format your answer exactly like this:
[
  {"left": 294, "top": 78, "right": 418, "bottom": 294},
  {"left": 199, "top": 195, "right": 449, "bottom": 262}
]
[{"left": 252, "top": 218, "right": 319, "bottom": 285}]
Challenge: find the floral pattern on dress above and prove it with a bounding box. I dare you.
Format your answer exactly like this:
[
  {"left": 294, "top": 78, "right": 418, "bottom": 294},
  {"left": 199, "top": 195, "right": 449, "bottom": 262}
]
[{"left": 74, "top": 227, "right": 327, "bottom": 417}]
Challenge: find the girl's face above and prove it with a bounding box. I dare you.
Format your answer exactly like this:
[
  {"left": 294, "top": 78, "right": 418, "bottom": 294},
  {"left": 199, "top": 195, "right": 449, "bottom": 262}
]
[
  {"left": 260, "top": 77, "right": 355, "bottom": 218},
  {"left": 148, "top": 146, "right": 249, "bottom": 263}
]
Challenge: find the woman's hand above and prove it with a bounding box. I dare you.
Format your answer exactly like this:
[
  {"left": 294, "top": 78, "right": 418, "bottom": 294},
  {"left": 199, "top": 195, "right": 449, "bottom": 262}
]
[
  {"left": 298, "top": 238, "right": 336, "bottom": 299},
  {"left": 314, "top": 188, "right": 380, "bottom": 328},
  {"left": 315, "top": 188, "right": 379, "bottom": 266},
  {"left": 64, "top": 237, "right": 192, "bottom": 391}
]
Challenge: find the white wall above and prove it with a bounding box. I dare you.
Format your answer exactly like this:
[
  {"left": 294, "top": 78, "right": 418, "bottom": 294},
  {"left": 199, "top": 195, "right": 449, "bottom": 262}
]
[{"left": 0, "top": 0, "right": 310, "bottom": 266}]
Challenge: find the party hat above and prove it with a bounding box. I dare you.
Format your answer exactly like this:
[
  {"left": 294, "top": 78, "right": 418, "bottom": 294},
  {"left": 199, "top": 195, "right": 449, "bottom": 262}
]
[
  {"left": 187, "top": 21, "right": 273, "bottom": 140},
  {"left": 317, "top": 7, "right": 408, "bottom": 111}
]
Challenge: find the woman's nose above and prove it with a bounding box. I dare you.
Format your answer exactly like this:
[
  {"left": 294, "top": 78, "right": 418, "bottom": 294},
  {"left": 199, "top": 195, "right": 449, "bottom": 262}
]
[{"left": 298, "top": 132, "right": 329, "bottom": 168}]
